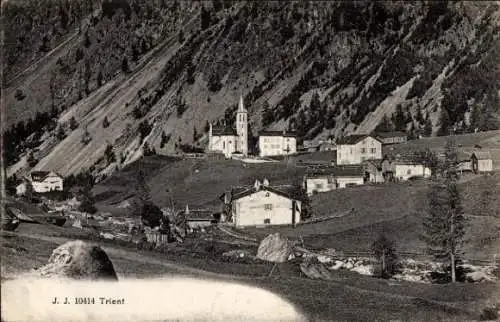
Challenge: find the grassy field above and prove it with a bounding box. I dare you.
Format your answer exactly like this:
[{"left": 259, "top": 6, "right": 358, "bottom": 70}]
[
  {"left": 94, "top": 155, "right": 306, "bottom": 212},
  {"left": 1, "top": 222, "right": 499, "bottom": 321},
  {"left": 235, "top": 174, "right": 500, "bottom": 261}
]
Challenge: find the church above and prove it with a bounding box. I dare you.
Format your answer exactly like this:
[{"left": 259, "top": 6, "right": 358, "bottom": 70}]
[{"left": 208, "top": 95, "right": 248, "bottom": 158}]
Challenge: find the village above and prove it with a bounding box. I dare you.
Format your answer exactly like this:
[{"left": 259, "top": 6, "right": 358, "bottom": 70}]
[{"left": 3, "top": 96, "right": 500, "bottom": 320}]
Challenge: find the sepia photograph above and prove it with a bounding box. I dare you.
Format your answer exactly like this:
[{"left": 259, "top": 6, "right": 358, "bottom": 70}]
[{"left": 1, "top": 0, "right": 500, "bottom": 321}]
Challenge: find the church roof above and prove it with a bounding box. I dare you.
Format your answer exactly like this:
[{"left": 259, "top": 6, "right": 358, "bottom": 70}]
[
  {"left": 212, "top": 126, "right": 237, "bottom": 136},
  {"left": 259, "top": 130, "right": 297, "bottom": 137}
]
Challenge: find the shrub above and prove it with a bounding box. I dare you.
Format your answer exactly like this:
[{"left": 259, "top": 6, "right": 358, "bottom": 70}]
[
  {"left": 69, "top": 116, "right": 78, "bottom": 130},
  {"left": 480, "top": 307, "right": 499, "bottom": 321},
  {"left": 371, "top": 234, "right": 398, "bottom": 279},
  {"left": 102, "top": 116, "right": 110, "bottom": 128},
  {"left": 15, "top": 89, "right": 26, "bottom": 101}
]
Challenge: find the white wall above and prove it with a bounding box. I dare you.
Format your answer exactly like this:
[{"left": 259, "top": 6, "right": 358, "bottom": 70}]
[
  {"left": 478, "top": 159, "right": 493, "bottom": 172},
  {"left": 210, "top": 135, "right": 237, "bottom": 158},
  {"left": 259, "top": 136, "right": 296, "bottom": 157},
  {"left": 233, "top": 190, "right": 301, "bottom": 227},
  {"left": 337, "top": 136, "right": 381, "bottom": 165},
  {"left": 394, "top": 164, "right": 431, "bottom": 181},
  {"left": 31, "top": 175, "right": 63, "bottom": 193},
  {"left": 304, "top": 176, "right": 364, "bottom": 195}
]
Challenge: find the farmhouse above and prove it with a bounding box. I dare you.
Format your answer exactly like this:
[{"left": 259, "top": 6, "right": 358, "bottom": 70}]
[
  {"left": 303, "top": 165, "right": 364, "bottom": 196},
  {"left": 457, "top": 151, "right": 474, "bottom": 173},
  {"left": 258, "top": 130, "right": 297, "bottom": 157},
  {"left": 362, "top": 159, "right": 387, "bottom": 183},
  {"left": 208, "top": 95, "right": 248, "bottom": 158},
  {"left": 472, "top": 151, "right": 493, "bottom": 173},
  {"left": 336, "top": 134, "right": 382, "bottom": 165},
  {"left": 17, "top": 171, "right": 64, "bottom": 195},
  {"left": 390, "top": 157, "right": 431, "bottom": 181},
  {"left": 179, "top": 205, "right": 216, "bottom": 231},
  {"left": 222, "top": 179, "right": 302, "bottom": 227},
  {"left": 373, "top": 131, "right": 408, "bottom": 145}
]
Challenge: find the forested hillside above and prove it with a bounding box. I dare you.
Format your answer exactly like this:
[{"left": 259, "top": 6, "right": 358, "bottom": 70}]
[{"left": 3, "top": 0, "right": 500, "bottom": 179}]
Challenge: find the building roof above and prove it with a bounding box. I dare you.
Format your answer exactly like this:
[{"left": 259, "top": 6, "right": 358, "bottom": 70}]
[
  {"left": 212, "top": 126, "right": 237, "bottom": 136},
  {"left": 304, "top": 165, "right": 364, "bottom": 178},
  {"left": 179, "top": 209, "right": 215, "bottom": 221},
  {"left": 473, "top": 150, "right": 492, "bottom": 160},
  {"left": 29, "top": 171, "right": 62, "bottom": 182},
  {"left": 230, "top": 184, "right": 303, "bottom": 201},
  {"left": 363, "top": 159, "right": 385, "bottom": 169},
  {"left": 337, "top": 134, "right": 380, "bottom": 145},
  {"left": 373, "top": 131, "right": 407, "bottom": 139},
  {"left": 259, "top": 130, "right": 297, "bottom": 138}
]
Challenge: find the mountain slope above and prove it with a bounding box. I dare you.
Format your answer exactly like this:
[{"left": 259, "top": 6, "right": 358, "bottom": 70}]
[{"left": 4, "top": 0, "right": 500, "bottom": 179}]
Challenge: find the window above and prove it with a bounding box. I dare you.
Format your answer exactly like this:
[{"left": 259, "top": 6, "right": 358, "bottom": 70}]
[
  {"left": 361, "top": 148, "right": 366, "bottom": 153},
  {"left": 350, "top": 148, "right": 353, "bottom": 155},
  {"left": 407, "top": 169, "right": 412, "bottom": 175},
  {"left": 265, "top": 192, "right": 270, "bottom": 197},
  {"left": 327, "top": 177, "right": 335, "bottom": 184},
  {"left": 361, "top": 157, "right": 366, "bottom": 162},
  {"left": 264, "top": 204, "right": 273, "bottom": 210},
  {"left": 370, "top": 148, "right": 376, "bottom": 154},
  {"left": 264, "top": 219, "right": 271, "bottom": 224},
  {"left": 315, "top": 183, "right": 323, "bottom": 189}
]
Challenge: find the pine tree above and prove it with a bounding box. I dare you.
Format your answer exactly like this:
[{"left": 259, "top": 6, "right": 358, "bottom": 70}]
[
  {"left": 105, "top": 144, "right": 116, "bottom": 164},
  {"left": 422, "top": 139, "right": 466, "bottom": 283},
  {"left": 376, "top": 114, "right": 394, "bottom": 132},
  {"left": 423, "top": 115, "right": 433, "bottom": 137},
  {"left": 121, "top": 56, "right": 130, "bottom": 73},
  {"left": 56, "top": 125, "right": 66, "bottom": 141},
  {"left": 371, "top": 234, "right": 398, "bottom": 279},
  {"left": 102, "top": 116, "right": 110, "bottom": 128},
  {"left": 69, "top": 116, "right": 78, "bottom": 130},
  {"left": 392, "top": 104, "right": 406, "bottom": 132}
]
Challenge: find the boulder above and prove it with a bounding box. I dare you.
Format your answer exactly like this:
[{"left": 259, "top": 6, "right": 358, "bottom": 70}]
[
  {"left": 2, "top": 207, "right": 20, "bottom": 231},
  {"left": 35, "top": 240, "right": 118, "bottom": 281},
  {"left": 300, "top": 257, "right": 337, "bottom": 280},
  {"left": 256, "top": 233, "right": 293, "bottom": 263}
]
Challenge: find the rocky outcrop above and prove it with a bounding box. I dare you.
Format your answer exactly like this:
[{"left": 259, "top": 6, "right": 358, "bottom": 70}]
[
  {"left": 2, "top": 207, "right": 21, "bottom": 231},
  {"left": 300, "top": 256, "right": 337, "bottom": 281},
  {"left": 256, "top": 233, "right": 293, "bottom": 263},
  {"left": 35, "top": 240, "right": 118, "bottom": 281}
]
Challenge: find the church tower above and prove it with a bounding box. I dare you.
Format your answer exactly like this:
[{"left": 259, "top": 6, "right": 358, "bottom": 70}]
[{"left": 236, "top": 94, "right": 248, "bottom": 156}]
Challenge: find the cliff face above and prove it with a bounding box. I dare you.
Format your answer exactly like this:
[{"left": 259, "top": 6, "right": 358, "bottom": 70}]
[{"left": 4, "top": 0, "right": 500, "bottom": 179}]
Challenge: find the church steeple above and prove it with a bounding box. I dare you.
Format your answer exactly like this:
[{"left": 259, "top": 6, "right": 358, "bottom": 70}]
[{"left": 236, "top": 93, "right": 248, "bottom": 156}]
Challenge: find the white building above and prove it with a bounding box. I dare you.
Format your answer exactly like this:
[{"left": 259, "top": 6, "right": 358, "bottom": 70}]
[
  {"left": 258, "top": 130, "right": 297, "bottom": 157},
  {"left": 17, "top": 171, "right": 64, "bottom": 195},
  {"left": 222, "top": 179, "right": 302, "bottom": 227},
  {"left": 303, "top": 165, "right": 364, "bottom": 196},
  {"left": 336, "top": 134, "right": 382, "bottom": 165},
  {"left": 208, "top": 95, "right": 248, "bottom": 158},
  {"left": 391, "top": 160, "right": 431, "bottom": 181}
]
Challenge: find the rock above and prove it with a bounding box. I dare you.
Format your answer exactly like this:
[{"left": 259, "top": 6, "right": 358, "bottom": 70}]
[
  {"left": 2, "top": 207, "right": 20, "bottom": 231},
  {"left": 330, "top": 260, "right": 344, "bottom": 270},
  {"left": 72, "top": 219, "right": 83, "bottom": 229},
  {"left": 256, "top": 233, "right": 293, "bottom": 263},
  {"left": 35, "top": 240, "right": 118, "bottom": 281},
  {"left": 300, "top": 257, "right": 336, "bottom": 280}
]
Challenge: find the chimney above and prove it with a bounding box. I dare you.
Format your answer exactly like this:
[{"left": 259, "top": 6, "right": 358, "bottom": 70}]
[
  {"left": 254, "top": 179, "right": 261, "bottom": 191},
  {"left": 262, "top": 178, "right": 270, "bottom": 186}
]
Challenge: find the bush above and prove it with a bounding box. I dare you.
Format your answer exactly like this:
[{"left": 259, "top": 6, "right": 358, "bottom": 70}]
[{"left": 480, "top": 307, "right": 499, "bottom": 321}]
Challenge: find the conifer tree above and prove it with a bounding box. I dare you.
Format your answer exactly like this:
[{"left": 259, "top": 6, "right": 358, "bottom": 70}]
[{"left": 422, "top": 139, "right": 466, "bottom": 283}]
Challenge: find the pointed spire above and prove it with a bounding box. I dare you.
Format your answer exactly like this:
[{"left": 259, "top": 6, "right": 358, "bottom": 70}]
[
  {"left": 185, "top": 204, "right": 190, "bottom": 214},
  {"left": 238, "top": 94, "right": 245, "bottom": 112}
]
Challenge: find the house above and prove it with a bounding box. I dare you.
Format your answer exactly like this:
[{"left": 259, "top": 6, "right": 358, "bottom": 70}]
[
  {"left": 179, "top": 205, "right": 216, "bottom": 231},
  {"left": 17, "top": 171, "right": 64, "bottom": 194},
  {"left": 472, "top": 151, "right": 493, "bottom": 173},
  {"left": 258, "top": 130, "right": 297, "bottom": 157},
  {"left": 208, "top": 95, "right": 248, "bottom": 158},
  {"left": 303, "top": 140, "right": 320, "bottom": 152},
  {"left": 457, "top": 151, "right": 474, "bottom": 173},
  {"left": 336, "top": 134, "right": 382, "bottom": 165},
  {"left": 373, "top": 131, "right": 408, "bottom": 145},
  {"left": 389, "top": 156, "right": 431, "bottom": 181},
  {"left": 221, "top": 179, "right": 303, "bottom": 227},
  {"left": 319, "top": 138, "right": 336, "bottom": 152},
  {"left": 362, "top": 159, "right": 385, "bottom": 183},
  {"left": 303, "top": 165, "right": 364, "bottom": 196}
]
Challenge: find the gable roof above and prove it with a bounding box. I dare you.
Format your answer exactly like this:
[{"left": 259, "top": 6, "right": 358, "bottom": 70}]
[
  {"left": 305, "top": 165, "right": 364, "bottom": 178},
  {"left": 179, "top": 209, "right": 214, "bottom": 221},
  {"left": 374, "top": 131, "right": 407, "bottom": 139},
  {"left": 259, "top": 130, "right": 297, "bottom": 138},
  {"left": 212, "top": 125, "right": 237, "bottom": 136},
  {"left": 473, "top": 150, "right": 492, "bottom": 160},
  {"left": 230, "top": 184, "right": 303, "bottom": 201},
  {"left": 30, "top": 171, "right": 62, "bottom": 182},
  {"left": 337, "top": 134, "right": 380, "bottom": 145}
]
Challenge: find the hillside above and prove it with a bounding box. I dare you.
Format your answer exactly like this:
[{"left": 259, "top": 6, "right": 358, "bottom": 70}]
[{"left": 4, "top": 0, "right": 500, "bottom": 179}]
